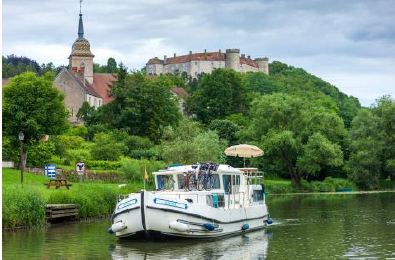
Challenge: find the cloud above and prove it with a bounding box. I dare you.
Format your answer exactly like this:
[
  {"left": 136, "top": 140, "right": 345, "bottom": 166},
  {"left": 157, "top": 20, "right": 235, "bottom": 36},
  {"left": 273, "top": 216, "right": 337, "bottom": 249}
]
[{"left": 3, "top": 0, "right": 395, "bottom": 106}]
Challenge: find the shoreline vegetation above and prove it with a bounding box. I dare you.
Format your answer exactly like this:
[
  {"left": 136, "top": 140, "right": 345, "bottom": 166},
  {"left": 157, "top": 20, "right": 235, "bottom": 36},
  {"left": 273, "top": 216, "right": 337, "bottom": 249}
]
[{"left": 3, "top": 168, "right": 393, "bottom": 230}]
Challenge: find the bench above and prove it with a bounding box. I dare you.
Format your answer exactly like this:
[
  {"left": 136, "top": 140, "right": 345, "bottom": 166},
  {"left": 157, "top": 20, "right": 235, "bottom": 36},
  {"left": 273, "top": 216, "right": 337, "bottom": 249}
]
[{"left": 44, "top": 179, "right": 72, "bottom": 189}]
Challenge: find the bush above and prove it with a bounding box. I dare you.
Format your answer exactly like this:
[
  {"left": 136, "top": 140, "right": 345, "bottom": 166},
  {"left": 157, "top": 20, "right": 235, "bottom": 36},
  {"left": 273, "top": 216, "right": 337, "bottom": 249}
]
[
  {"left": 2, "top": 185, "right": 46, "bottom": 228},
  {"left": 91, "top": 132, "right": 127, "bottom": 161},
  {"left": 118, "top": 157, "right": 165, "bottom": 182},
  {"left": 65, "top": 149, "right": 92, "bottom": 165},
  {"left": 84, "top": 160, "right": 122, "bottom": 170},
  {"left": 2, "top": 136, "right": 18, "bottom": 162},
  {"left": 27, "top": 141, "right": 56, "bottom": 167},
  {"left": 300, "top": 177, "right": 355, "bottom": 192},
  {"left": 265, "top": 180, "right": 295, "bottom": 194}
]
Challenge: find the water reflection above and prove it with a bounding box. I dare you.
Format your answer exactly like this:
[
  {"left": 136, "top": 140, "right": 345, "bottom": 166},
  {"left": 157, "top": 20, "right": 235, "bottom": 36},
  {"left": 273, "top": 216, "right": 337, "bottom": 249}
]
[
  {"left": 110, "top": 230, "right": 270, "bottom": 260},
  {"left": 3, "top": 193, "right": 395, "bottom": 259}
]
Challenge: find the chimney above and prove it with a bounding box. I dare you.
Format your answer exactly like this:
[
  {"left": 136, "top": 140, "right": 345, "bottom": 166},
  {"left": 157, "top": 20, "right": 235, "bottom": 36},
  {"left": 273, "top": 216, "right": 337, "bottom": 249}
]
[
  {"left": 174, "top": 53, "right": 176, "bottom": 58},
  {"left": 204, "top": 49, "right": 207, "bottom": 53},
  {"left": 247, "top": 55, "right": 251, "bottom": 59},
  {"left": 164, "top": 55, "right": 167, "bottom": 64},
  {"left": 219, "top": 49, "right": 221, "bottom": 54},
  {"left": 189, "top": 50, "right": 192, "bottom": 55},
  {"left": 241, "top": 54, "right": 245, "bottom": 58}
]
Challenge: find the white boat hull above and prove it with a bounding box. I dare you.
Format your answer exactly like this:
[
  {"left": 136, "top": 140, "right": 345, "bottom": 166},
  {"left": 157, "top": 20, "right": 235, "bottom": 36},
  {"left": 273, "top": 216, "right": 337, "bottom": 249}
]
[{"left": 111, "top": 191, "right": 269, "bottom": 239}]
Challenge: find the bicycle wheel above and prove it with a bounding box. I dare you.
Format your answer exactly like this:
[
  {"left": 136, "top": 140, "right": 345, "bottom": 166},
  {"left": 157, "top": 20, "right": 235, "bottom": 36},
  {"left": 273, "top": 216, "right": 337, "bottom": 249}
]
[
  {"left": 188, "top": 175, "right": 196, "bottom": 191},
  {"left": 205, "top": 175, "right": 214, "bottom": 191},
  {"left": 197, "top": 174, "right": 204, "bottom": 191}
]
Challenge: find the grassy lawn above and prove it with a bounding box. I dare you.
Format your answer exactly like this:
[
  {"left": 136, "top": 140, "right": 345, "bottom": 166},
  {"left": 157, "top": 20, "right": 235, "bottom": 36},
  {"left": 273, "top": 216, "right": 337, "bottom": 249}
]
[{"left": 2, "top": 168, "right": 149, "bottom": 229}]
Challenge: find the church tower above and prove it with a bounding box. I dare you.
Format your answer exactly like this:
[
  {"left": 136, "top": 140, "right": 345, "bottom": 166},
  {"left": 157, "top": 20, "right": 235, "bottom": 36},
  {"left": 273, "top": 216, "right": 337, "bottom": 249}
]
[{"left": 68, "top": 1, "right": 94, "bottom": 84}]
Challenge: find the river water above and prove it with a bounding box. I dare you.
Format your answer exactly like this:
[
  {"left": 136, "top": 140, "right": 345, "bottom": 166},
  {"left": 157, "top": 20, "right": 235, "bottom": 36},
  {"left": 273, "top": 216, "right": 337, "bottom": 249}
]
[{"left": 3, "top": 192, "right": 395, "bottom": 259}]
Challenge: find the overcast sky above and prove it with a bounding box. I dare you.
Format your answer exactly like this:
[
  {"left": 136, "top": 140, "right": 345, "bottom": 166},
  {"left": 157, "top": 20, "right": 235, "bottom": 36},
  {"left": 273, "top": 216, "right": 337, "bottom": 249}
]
[{"left": 3, "top": 0, "right": 395, "bottom": 106}]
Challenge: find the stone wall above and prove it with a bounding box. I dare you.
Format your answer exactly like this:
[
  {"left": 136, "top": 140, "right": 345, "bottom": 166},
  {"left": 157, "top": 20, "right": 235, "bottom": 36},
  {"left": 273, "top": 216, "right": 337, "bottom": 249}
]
[{"left": 54, "top": 70, "right": 86, "bottom": 122}]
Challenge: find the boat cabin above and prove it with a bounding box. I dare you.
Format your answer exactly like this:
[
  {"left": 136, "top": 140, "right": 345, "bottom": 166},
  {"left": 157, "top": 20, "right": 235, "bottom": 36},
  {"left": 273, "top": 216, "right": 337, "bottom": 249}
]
[{"left": 152, "top": 164, "right": 265, "bottom": 208}]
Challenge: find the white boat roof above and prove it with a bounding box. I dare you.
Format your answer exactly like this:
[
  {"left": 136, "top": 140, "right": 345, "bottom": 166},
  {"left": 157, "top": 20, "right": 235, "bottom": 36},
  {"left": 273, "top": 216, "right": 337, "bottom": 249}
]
[{"left": 152, "top": 164, "right": 242, "bottom": 175}]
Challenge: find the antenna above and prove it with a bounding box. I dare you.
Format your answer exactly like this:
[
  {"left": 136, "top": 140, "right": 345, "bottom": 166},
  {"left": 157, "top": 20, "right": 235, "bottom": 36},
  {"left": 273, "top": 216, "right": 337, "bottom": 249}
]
[{"left": 80, "top": 0, "right": 83, "bottom": 15}]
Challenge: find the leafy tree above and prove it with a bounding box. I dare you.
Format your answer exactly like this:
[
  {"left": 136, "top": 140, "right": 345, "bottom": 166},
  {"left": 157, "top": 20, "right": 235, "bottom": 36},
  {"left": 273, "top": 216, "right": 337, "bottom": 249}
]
[
  {"left": 77, "top": 101, "right": 95, "bottom": 123},
  {"left": 2, "top": 72, "right": 69, "bottom": 171},
  {"left": 245, "top": 93, "right": 346, "bottom": 186},
  {"left": 90, "top": 132, "right": 128, "bottom": 161},
  {"left": 106, "top": 57, "right": 118, "bottom": 73},
  {"left": 297, "top": 133, "right": 343, "bottom": 175},
  {"left": 102, "top": 70, "right": 181, "bottom": 141},
  {"left": 161, "top": 120, "right": 226, "bottom": 164},
  {"left": 26, "top": 141, "right": 55, "bottom": 167},
  {"left": 2, "top": 55, "right": 64, "bottom": 78},
  {"left": 187, "top": 69, "right": 248, "bottom": 124},
  {"left": 208, "top": 119, "right": 239, "bottom": 145},
  {"left": 347, "top": 96, "right": 395, "bottom": 189}
]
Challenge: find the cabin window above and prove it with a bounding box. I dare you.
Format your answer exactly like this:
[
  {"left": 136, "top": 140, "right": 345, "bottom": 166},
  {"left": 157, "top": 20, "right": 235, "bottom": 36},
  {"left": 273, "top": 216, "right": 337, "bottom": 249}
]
[
  {"left": 211, "top": 174, "right": 220, "bottom": 189},
  {"left": 232, "top": 175, "right": 240, "bottom": 185},
  {"left": 156, "top": 175, "right": 175, "bottom": 190},
  {"left": 252, "top": 189, "right": 264, "bottom": 202},
  {"left": 206, "top": 193, "right": 225, "bottom": 208},
  {"left": 222, "top": 175, "right": 231, "bottom": 194},
  {"left": 177, "top": 174, "right": 185, "bottom": 190}
]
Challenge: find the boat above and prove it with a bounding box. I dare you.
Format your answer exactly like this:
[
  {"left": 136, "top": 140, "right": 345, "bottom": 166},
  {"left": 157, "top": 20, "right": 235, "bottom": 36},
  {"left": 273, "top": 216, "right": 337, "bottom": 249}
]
[{"left": 108, "top": 162, "right": 271, "bottom": 239}]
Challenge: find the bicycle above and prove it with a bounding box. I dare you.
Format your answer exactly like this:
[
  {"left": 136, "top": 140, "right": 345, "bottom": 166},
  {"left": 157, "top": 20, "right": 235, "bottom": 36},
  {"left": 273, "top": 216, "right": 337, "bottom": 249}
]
[
  {"left": 197, "top": 162, "right": 218, "bottom": 191},
  {"left": 183, "top": 171, "right": 197, "bottom": 191}
]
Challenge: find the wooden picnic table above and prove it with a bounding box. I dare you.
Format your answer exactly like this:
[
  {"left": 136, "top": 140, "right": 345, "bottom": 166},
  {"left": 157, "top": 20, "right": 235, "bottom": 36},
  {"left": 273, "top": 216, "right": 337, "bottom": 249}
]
[{"left": 44, "top": 178, "right": 72, "bottom": 189}]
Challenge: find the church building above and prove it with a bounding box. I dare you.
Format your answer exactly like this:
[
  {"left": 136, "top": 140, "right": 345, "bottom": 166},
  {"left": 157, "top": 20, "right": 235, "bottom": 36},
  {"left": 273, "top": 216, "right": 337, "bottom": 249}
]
[{"left": 54, "top": 7, "right": 115, "bottom": 123}]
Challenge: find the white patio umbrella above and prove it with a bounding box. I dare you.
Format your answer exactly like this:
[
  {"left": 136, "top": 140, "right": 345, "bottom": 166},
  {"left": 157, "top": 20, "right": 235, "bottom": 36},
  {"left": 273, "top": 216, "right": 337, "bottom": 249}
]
[{"left": 224, "top": 144, "right": 264, "bottom": 167}]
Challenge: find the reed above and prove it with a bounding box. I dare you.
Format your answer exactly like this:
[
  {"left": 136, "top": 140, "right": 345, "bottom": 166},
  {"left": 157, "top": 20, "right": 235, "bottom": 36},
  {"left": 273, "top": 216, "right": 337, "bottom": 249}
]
[{"left": 2, "top": 185, "right": 46, "bottom": 229}]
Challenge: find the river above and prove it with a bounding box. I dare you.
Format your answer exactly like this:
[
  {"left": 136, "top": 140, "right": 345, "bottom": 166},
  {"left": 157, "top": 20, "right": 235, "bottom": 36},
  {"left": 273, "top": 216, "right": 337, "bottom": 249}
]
[{"left": 3, "top": 192, "right": 395, "bottom": 259}]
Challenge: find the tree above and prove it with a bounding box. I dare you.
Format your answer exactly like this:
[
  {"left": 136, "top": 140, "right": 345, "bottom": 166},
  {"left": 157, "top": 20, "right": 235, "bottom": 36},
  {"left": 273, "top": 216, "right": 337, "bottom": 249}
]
[
  {"left": 161, "top": 120, "right": 226, "bottom": 164},
  {"left": 187, "top": 69, "right": 248, "bottom": 124},
  {"left": 245, "top": 93, "right": 346, "bottom": 186},
  {"left": 102, "top": 70, "right": 181, "bottom": 142},
  {"left": 106, "top": 57, "right": 117, "bottom": 73},
  {"left": 90, "top": 132, "right": 128, "bottom": 161},
  {"left": 77, "top": 101, "right": 95, "bottom": 123},
  {"left": 3, "top": 72, "right": 69, "bottom": 173},
  {"left": 347, "top": 96, "right": 395, "bottom": 189},
  {"left": 208, "top": 119, "right": 239, "bottom": 145}
]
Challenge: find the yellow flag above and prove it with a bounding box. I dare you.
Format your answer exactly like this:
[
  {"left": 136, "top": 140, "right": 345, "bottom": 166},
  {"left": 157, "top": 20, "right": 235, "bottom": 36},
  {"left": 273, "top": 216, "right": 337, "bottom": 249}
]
[{"left": 144, "top": 167, "right": 149, "bottom": 180}]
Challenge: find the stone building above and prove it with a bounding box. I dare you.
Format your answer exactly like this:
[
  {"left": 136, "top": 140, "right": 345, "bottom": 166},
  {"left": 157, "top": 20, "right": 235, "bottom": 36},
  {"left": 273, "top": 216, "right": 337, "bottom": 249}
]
[
  {"left": 146, "top": 49, "right": 269, "bottom": 77},
  {"left": 54, "top": 9, "right": 115, "bottom": 122}
]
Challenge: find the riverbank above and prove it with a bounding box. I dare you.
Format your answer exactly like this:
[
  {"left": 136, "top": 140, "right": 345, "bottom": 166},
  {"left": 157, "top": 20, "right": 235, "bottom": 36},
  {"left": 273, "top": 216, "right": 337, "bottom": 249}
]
[
  {"left": 2, "top": 168, "right": 393, "bottom": 229},
  {"left": 2, "top": 168, "right": 145, "bottom": 229}
]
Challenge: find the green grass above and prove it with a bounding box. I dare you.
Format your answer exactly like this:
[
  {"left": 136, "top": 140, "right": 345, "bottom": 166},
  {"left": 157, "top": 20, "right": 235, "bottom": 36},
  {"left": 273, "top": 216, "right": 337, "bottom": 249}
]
[{"left": 2, "top": 168, "right": 147, "bottom": 228}]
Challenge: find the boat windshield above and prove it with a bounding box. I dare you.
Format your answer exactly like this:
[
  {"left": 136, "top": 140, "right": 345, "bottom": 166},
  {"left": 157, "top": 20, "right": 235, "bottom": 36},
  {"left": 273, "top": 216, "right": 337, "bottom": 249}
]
[{"left": 156, "top": 175, "right": 175, "bottom": 190}]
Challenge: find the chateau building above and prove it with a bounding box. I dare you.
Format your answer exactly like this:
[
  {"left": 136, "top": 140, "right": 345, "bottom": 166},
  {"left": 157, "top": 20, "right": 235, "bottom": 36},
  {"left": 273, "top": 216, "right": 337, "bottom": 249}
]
[
  {"left": 54, "top": 8, "right": 115, "bottom": 122},
  {"left": 146, "top": 49, "right": 269, "bottom": 77}
]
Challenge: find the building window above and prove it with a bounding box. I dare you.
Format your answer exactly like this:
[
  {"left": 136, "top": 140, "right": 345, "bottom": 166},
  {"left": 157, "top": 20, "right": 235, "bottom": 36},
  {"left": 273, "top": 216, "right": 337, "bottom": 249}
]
[
  {"left": 94, "top": 98, "right": 97, "bottom": 107},
  {"left": 88, "top": 96, "right": 91, "bottom": 105},
  {"left": 98, "top": 100, "right": 101, "bottom": 107}
]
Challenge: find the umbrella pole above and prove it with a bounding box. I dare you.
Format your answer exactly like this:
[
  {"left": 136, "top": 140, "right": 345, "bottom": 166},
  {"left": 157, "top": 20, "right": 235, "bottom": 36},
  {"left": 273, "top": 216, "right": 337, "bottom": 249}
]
[{"left": 243, "top": 158, "right": 246, "bottom": 168}]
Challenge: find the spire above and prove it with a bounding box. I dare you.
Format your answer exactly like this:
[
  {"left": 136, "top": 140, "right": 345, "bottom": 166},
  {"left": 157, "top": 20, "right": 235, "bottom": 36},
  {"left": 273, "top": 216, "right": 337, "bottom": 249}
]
[{"left": 78, "top": 0, "right": 84, "bottom": 38}]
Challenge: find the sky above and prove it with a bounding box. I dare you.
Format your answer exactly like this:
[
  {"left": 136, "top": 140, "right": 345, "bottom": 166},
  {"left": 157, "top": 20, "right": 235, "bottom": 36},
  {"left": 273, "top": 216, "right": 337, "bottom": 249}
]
[{"left": 3, "top": 0, "right": 395, "bottom": 106}]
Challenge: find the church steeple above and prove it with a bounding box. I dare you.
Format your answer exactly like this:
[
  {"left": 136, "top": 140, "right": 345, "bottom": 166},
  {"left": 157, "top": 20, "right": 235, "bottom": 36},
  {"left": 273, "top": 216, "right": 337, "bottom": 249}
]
[
  {"left": 78, "top": 0, "right": 84, "bottom": 38},
  {"left": 69, "top": 0, "right": 94, "bottom": 84}
]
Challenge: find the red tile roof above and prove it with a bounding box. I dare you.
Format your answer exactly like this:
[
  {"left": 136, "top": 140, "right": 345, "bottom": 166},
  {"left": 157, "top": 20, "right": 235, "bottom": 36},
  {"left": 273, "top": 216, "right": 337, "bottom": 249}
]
[
  {"left": 148, "top": 52, "right": 259, "bottom": 68},
  {"left": 66, "top": 69, "right": 101, "bottom": 98},
  {"left": 92, "top": 73, "right": 116, "bottom": 104},
  {"left": 147, "top": 57, "right": 163, "bottom": 65},
  {"left": 240, "top": 57, "right": 259, "bottom": 68},
  {"left": 166, "top": 52, "right": 226, "bottom": 64},
  {"left": 171, "top": 87, "right": 189, "bottom": 98}
]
